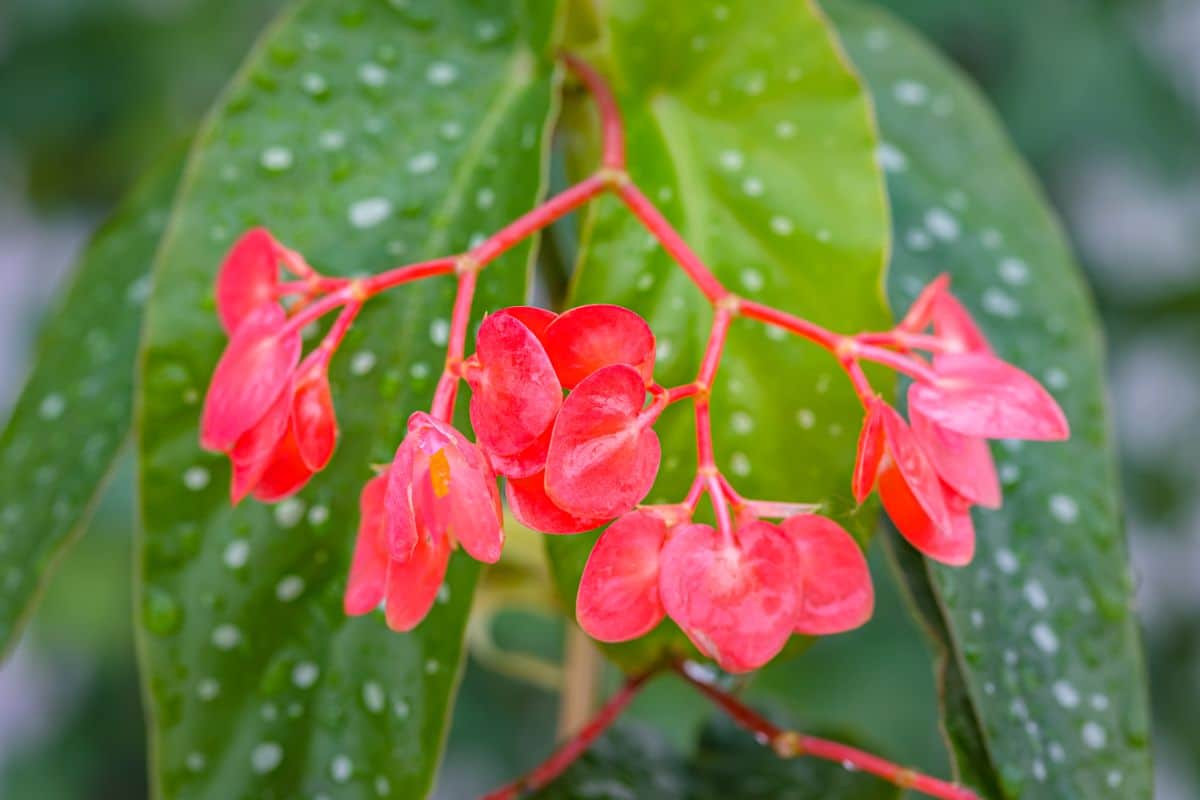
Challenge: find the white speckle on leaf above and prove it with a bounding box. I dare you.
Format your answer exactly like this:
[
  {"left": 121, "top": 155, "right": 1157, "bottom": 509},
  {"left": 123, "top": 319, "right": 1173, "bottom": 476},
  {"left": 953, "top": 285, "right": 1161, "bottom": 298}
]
[
  {"left": 1053, "top": 680, "right": 1080, "bottom": 709},
  {"left": 877, "top": 142, "right": 906, "bottom": 172},
  {"left": 39, "top": 394, "right": 65, "bottom": 420},
  {"left": 426, "top": 61, "right": 459, "bottom": 86},
  {"left": 183, "top": 466, "right": 210, "bottom": 491},
  {"left": 292, "top": 661, "right": 320, "bottom": 689},
  {"left": 351, "top": 350, "right": 377, "bottom": 375},
  {"left": 718, "top": 149, "right": 744, "bottom": 171},
  {"left": 1081, "top": 721, "right": 1107, "bottom": 749},
  {"left": 251, "top": 742, "right": 283, "bottom": 774},
  {"left": 260, "top": 146, "right": 293, "bottom": 172},
  {"left": 223, "top": 540, "right": 250, "bottom": 569},
  {"left": 1024, "top": 579, "right": 1049, "bottom": 610},
  {"left": 999, "top": 257, "right": 1030, "bottom": 285},
  {"left": 358, "top": 61, "right": 387, "bottom": 87},
  {"left": 212, "top": 624, "right": 241, "bottom": 650},
  {"left": 982, "top": 287, "right": 1021, "bottom": 318},
  {"left": 274, "top": 498, "right": 305, "bottom": 529},
  {"left": 407, "top": 151, "right": 438, "bottom": 175},
  {"left": 348, "top": 197, "right": 392, "bottom": 229},
  {"left": 994, "top": 548, "right": 1019, "bottom": 574},
  {"left": 276, "top": 575, "right": 304, "bottom": 602},
  {"left": 1049, "top": 494, "right": 1079, "bottom": 524},
  {"left": 925, "top": 207, "right": 960, "bottom": 240},
  {"left": 893, "top": 80, "right": 929, "bottom": 105},
  {"left": 769, "top": 216, "right": 794, "bottom": 236},
  {"left": 1031, "top": 621, "right": 1059, "bottom": 654}
]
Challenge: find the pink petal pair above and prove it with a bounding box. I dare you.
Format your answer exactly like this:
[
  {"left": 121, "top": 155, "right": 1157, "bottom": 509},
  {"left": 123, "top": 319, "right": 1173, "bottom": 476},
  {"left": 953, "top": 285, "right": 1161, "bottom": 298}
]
[
  {"left": 343, "top": 472, "right": 452, "bottom": 632},
  {"left": 385, "top": 412, "right": 504, "bottom": 565},
  {"left": 576, "top": 511, "right": 873, "bottom": 673},
  {"left": 468, "top": 305, "right": 662, "bottom": 533},
  {"left": 215, "top": 227, "right": 285, "bottom": 335},
  {"left": 854, "top": 398, "right": 974, "bottom": 565},
  {"left": 200, "top": 303, "right": 339, "bottom": 503}
]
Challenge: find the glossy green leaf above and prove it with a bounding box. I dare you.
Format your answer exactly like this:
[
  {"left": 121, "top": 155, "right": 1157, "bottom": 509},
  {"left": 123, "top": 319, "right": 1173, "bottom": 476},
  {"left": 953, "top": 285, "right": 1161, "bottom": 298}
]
[
  {"left": 546, "top": 0, "right": 891, "bottom": 670},
  {"left": 531, "top": 722, "right": 690, "bottom": 800},
  {"left": 135, "top": 1, "right": 561, "bottom": 797},
  {"left": 825, "top": 2, "right": 1153, "bottom": 797},
  {"left": 689, "top": 713, "right": 901, "bottom": 800},
  {"left": 0, "top": 149, "right": 182, "bottom": 660},
  {"left": 535, "top": 715, "right": 900, "bottom": 799}
]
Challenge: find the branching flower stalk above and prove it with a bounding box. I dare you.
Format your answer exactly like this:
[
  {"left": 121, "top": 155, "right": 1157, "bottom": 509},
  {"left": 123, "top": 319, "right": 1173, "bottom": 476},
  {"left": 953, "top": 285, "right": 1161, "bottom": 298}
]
[{"left": 199, "top": 53, "right": 1069, "bottom": 800}]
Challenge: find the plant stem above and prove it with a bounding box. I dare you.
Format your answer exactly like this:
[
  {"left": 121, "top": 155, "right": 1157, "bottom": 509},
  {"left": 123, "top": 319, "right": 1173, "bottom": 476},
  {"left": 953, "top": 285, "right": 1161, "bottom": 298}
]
[
  {"left": 482, "top": 673, "right": 651, "bottom": 800},
  {"left": 672, "top": 662, "right": 981, "bottom": 800},
  {"left": 557, "top": 626, "right": 602, "bottom": 739},
  {"left": 562, "top": 52, "right": 626, "bottom": 169}
]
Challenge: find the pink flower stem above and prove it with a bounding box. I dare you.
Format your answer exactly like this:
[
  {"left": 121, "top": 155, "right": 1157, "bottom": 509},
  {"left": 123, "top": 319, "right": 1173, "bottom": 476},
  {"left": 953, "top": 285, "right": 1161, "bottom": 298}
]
[
  {"left": 737, "top": 299, "right": 843, "bottom": 352},
  {"left": 430, "top": 267, "right": 478, "bottom": 422},
  {"left": 480, "top": 673, "right": 652, "bottom": 800},
  {"left": 361, "top": 258, "right": 457, "bottom": 295},
  {"left": 673, "top": 662, "right": 980, "bottom": 800},
  {"left": 852, "top": 342, "right": 939, "bottom": 384},
  {"left": 470, "top": 175, "right": 609, "bottom": 267},
  {"left": 665, "top": 382, "right": 702, "bottom": 403},
  {"left": 616, "top": 182, "right": 730, "bottom": 303},
  {"left": 841, "top": 357, "right": 876, "bottom": 409},
  {"left": 561, "top": 52, "right": 626, "bottom": 169},
  {"left": 855, "top": 330, "right": 950, "bottom": 353},
  {"left": 280, "top": 286, "right": 356, "bottom": 337},
  {"left": 313, "top": 301, "right": 363, "bottom": 367},
  {"left": 692, "top": 306, "right": 735, "bottom": 543}
]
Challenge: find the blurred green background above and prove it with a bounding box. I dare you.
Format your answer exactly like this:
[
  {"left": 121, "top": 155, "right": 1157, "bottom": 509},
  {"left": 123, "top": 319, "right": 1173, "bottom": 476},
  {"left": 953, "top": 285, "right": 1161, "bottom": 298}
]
[{"left": 0, "top": 0, "right": 1196, "bottom": 797}]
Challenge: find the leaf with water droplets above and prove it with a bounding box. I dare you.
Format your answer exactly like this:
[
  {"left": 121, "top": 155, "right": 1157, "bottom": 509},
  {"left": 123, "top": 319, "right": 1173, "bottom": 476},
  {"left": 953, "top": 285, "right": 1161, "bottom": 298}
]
[
  {"left": 544, "top": 0, "right": 892, "bottom": 671},
  {"left": 136, "top": 0, "right": 560, "bottom": 796},
  {"left": 824, "top": 2, "right": 1153, "bottom": 797},
  {"left": 0, "top": 147, "right": 183, "bottom": 661},
  {"left": 533, "top": 716, "right": 900, "bottom": 799}
]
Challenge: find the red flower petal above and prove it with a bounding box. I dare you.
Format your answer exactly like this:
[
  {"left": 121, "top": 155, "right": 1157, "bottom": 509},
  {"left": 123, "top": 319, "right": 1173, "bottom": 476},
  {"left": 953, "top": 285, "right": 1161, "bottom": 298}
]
[
  {"left": 487, "top": 426, "right": 551, "bottom": 479},
  {"left": 852, "top": 400, "right": 886, "bottom": 502},
  {"left": 909, "top": 397, "right": 1000, "bottom": 508},
  {"left": 200, "top": 303, "right": 301, "bottom": 452},
  {"left": 577, "top": 511, "right": 667, "bottom": 641},
  {"left": 384, "top": 524, "right": 451, "bottom": 632},
  {"left": 544, "top": 304, "right": 655, "bottom": 389},
  {"left": 229, "top": 383, "right": 292, "bottom": 504},
  {"left": 216, "top": 228, "right": 281, "bottom": 335},
  {"left": 878, "top": 466, "right": 975, "bottom": 566},
  {"left": 658, "top": 521, "right": 801, "bottom": 673},
  {"left": 544, "top": 364, "right": 661, "bottom": 519},
  {"left": 343, "top": 473, "right": 390, "bottom": 616},
  {"left": 878, "top": 404, "right": 952, "bottom": 533},
  {"left": 384, "top": 436, "right": 418, "bottom": 560},
  {"left": 506, "top": 471, "right": 605, "bottom": 534},
  {"left": 910, "top": 352, "right": 1069, "bottom": 441},
  {"left": 781, "top": 515, "right": 873, "bottom": 635},
  {"left": 500, "top": 305, "right": 557, "bottom": 346},
  {"left": 933, "top": 291, "right": 991, "bottom": 356},
  {"left": 899, "top": 274, "right": 950, "bottom": 333},
  {"left": 468, "top": 310, "right": 562, "bottom": 456},
  {"left": 402, "top": 413, "right": 504, "bottom": 564},
  {"left": 292, "top": 359, "right": 337, "bottom": 471},
  {"left": 251, "top": 425, "right": 314, "bottom": 502}
]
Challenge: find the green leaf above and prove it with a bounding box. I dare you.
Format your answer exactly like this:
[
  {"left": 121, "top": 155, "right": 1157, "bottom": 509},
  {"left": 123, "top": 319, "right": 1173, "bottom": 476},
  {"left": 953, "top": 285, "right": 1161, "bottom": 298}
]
[
  {"left": 534, "top": 715, "right": 900, "bottom": 799},
  {"left": 0, "top": 148, "right": 183, "bottom": 660},
  {"left": 531, "top": 721, "right": 690, "bottom": 800},
  {"left": 135, "top": 1, "right": 561, "bottom": 797},
  {"left": 824, "top": 2, "right": 1153, "bottom": 797},
  {"left": 689, "top": 713, "right": 901, "bottom": 800},
  {"left": 546, "top": 0, "right": 891, "bottom": 670}
]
